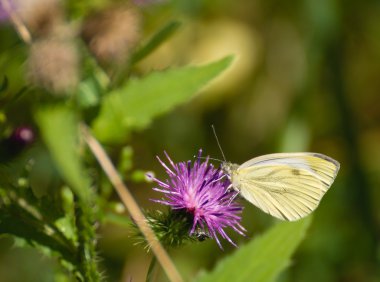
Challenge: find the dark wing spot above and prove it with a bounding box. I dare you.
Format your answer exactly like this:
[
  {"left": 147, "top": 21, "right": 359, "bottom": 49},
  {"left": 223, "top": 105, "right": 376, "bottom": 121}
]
[{"left": 292, "top": 169, "right": 300, "bottom": 176}]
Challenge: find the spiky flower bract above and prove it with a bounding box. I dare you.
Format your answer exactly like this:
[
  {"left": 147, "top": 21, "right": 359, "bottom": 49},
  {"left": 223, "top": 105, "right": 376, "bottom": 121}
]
[{"left": 150, "top": 150, "right": 246, "bottom": 248}]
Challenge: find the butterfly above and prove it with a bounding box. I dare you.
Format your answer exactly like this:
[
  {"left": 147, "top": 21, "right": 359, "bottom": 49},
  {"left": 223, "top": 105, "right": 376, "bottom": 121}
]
[{"left": 221, "top": 153, "right": 340, "bottom": 221}]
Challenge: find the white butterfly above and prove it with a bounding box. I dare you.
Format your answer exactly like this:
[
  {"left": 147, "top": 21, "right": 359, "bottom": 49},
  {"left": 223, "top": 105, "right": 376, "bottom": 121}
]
[{"left": 221, "top": 153, "right": 340, "bottom": 221}]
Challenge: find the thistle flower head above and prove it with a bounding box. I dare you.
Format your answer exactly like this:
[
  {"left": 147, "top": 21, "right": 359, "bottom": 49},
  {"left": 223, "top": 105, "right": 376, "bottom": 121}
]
[
  {"left": 150, "top": 150, "right": 245, "bottom": 248},
  {"left": 27, "top": 37, "right": 79, "bottom": 94},
  {"left": 81, "top": 5, "right": 141, "bottom": 65}
]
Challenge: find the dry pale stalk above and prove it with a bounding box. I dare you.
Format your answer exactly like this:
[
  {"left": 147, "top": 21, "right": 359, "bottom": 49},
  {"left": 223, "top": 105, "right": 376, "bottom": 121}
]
[{"left": 80, "top": 124, "right": 183, "bottom": 282}]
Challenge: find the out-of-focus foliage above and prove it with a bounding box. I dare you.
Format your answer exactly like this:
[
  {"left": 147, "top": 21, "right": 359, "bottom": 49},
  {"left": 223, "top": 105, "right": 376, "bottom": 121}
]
[
  {"left": 92, "top": 56, "right": 232, "bottom": 143},
  {"left": 36, "top": 106, "right": 91, "bottom": 201},
  {"left": 196, "top": 217, "right": 312, "bottom": 282},
  {"left": 1, "top": 0, "right": 380, "bottom": 281}
]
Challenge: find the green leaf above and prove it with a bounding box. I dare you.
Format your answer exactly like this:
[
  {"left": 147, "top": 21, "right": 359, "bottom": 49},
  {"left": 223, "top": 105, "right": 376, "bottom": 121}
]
[
  {"left": 103, "top": 212, "right": 132, "bottom": 228},
  {"left": 35, "top": 106, "right": 91, "bottom": 202},
  {"left": 92, "top": 56, "right": 233, "bottom": 143},
  {"left": 131, "top": 20, "right": 181, "bottom": 65},
  {"left": 117, "top": 146, "right": 133, "bottom": 174},
  {"left": 196, "top": 217, "right": 312, "bottom": 282},
  {"left": 77, "top": 77, "right": 102, "bottom": 108},
  {"left": 76, "top": 69, "right": 110, "bottom": 108}
]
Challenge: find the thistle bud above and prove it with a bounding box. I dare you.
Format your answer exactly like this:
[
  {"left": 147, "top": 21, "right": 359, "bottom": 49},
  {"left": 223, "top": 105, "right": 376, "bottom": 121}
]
[
  {"left": 16, "top": 0, "right": 64, "bottom": 38},
  {"left": 81, "top": 5, "right": 141, "bottom": 65},
  {"left": 27, "top": 37, "right": 79, "bottom": 94}
]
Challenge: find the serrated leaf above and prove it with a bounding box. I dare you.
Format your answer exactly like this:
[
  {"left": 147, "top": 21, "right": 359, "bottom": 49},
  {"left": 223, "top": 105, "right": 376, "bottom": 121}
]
[
  {"left": 35, "top": 106, "right": 91, "bottom": 202},
  {"left": 196, "top": 217, "right": 312, "bottom": 282},
  {"left": 92, "top": 56, "right": 233, "bottom": 143}
]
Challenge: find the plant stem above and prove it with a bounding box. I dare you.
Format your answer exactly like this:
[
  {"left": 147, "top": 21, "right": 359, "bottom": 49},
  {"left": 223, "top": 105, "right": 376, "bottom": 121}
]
[
  {"left": 75, "top": 198, "right": 101, "bottom": 282},
  {"left": 80, "top": 124, "right": 183, "bottom": 282},
  {"left": 146, "top": 256, "right": 157, "bottom": 282}
]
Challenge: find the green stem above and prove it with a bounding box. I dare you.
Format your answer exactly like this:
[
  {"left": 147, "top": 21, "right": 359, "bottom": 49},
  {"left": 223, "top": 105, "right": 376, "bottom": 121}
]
[
  {"left": 74, "top": 199, "right": 101, "bottom": 282},
  {"left": 146, "top": 256, "right": 157, "bottom": 282}
]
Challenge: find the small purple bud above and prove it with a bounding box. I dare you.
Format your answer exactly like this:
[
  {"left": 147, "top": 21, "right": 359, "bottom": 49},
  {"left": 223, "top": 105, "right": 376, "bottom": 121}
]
[
  {"left": 0, "top": 126, "right": 35, "bottom": 162},
  {"left": 10, "top": 126, "right": 35, "bottom": 146}
]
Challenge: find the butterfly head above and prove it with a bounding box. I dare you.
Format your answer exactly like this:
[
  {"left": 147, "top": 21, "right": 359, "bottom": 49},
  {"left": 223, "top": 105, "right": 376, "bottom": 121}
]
[{"left": 221, "top": 162, "right": 239, "bottom": 178}]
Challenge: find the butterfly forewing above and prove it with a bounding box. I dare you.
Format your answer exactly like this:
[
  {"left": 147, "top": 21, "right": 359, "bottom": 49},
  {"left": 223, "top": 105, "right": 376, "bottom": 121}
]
[{"left": 234, "top": 153, "right": 340, "bottom": 221}]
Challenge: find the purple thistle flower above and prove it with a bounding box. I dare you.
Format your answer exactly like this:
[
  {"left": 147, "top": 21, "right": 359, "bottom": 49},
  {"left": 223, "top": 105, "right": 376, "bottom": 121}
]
[
  {"left": 150, "top": 149, "right": 246, "bottom": 248},
  {"left": 0, "top": 0, "right": 16, "bottom": 22},
  {"left": 0, "top": 3, "right": 10, "bottom": 22}
]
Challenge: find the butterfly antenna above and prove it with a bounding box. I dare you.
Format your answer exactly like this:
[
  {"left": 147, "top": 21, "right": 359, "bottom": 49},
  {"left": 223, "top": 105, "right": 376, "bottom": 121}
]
[
  {"left": 194, "top": 155, "right": 223, "bottom": 163},
  {"left": 211, "top": 125, "right": 227, "bottom": 162}
]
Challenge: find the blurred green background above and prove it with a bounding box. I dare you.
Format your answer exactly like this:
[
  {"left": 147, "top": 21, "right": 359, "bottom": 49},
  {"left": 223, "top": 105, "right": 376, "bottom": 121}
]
[{"left": 1, "top": 0, "right": 380, "bottom": 281}]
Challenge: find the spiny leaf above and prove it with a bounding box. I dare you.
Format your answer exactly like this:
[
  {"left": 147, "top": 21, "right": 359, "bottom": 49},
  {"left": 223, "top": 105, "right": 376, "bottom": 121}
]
[
  {"left": 195, "top": 217, "right": 312, "bottom": 282},
  {"left": 92, "top": 56, "right": 233, "bottom": 143},
  {"left": 0, "top": 200, "right": 76, "bottom": 264}
]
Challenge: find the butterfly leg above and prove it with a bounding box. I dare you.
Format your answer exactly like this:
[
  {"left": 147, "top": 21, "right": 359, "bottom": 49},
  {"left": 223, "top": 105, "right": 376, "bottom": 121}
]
[
  {"left": 228, "top": 190, "right": 240, "bottom": 205},
  {"left": 224, "top": 183, "right": 234, "bottom": 194},
  {"left": 210, "top": 173, "right": 226, "bottom": 185}
]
